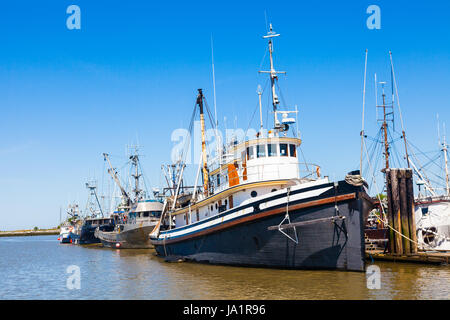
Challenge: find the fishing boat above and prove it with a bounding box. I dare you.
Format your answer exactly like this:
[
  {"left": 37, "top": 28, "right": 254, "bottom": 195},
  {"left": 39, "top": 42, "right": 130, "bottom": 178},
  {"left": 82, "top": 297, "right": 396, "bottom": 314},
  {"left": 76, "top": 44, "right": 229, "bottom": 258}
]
[
  {"left": 150, "top": 25, "right": 374, "bottom": 271},
  {"left": 58, "top": 204, "right": 81, "bottom": 244},
  {"left": 96, "top": 148, "right": 164, "bottom": 248},
  {"left": 96, "top": 200, "right": 163, "bottom": 248},
  {"left": 75, "top": 181, "right": 116, "bottom": 245},
  {"left": 413, "top": 130, "right": 450, "bottom": 251}
]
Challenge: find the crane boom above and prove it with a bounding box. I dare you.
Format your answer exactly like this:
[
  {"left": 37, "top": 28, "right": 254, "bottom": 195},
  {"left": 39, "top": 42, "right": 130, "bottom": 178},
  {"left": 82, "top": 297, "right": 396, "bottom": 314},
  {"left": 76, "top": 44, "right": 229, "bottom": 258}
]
[{"left": 103, "top": 153, "right": 131, "bottom": 205}]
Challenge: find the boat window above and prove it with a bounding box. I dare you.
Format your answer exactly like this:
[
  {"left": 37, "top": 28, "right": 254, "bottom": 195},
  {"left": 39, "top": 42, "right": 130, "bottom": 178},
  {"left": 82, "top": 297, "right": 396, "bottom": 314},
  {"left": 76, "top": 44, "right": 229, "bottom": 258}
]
[
  {"left": 257, "top": 144, "right": 266, "bottom": 158},
  {"left": 268, "top": 144, "right": 277, "bottom": 157},
  {"left": 143, "top": 212, "right": 150, "bottom": 217},
  {"left": 196, "top": 209, "right": 199, "bottom": 221},
  {"left": 280, "top": 144, "right": 288, "bottom": 157},
  {"left": 247, "top": 146, "right": 255, "bottom": 160},
  {"left": 271, "top": 189, "right": 277, "bottom": 192},
  {"left": 289, "top": 144, "right": 297, "bottom": 157},
  {"left": 217, "top": 174, "right": 220, "bottom": 186},
  {"left": 421, "top": 207, "right": 429, "bottom": 215},
  {"left": 251, "top": 191, "right": 258, "bottom": 197}
]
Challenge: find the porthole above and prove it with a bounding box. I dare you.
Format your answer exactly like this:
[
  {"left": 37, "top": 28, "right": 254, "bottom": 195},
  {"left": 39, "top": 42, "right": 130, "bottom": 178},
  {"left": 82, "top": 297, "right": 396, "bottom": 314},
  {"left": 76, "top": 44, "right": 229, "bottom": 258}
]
[
  {"left": 271, "top": 189, "right": 277, "bottom": 192},
  {"left": 215, "top": 203, "right": 218, "bottom": 209},
  {"left": 251, "top": 191, "right": 257, "bottom": 198}
]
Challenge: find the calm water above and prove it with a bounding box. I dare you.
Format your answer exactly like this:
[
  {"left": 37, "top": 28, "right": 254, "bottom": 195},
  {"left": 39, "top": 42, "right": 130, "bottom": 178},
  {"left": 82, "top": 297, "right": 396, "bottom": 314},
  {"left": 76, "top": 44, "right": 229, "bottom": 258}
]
[{"left": 0, "top": 235, "right": 449, "bottom": 300}]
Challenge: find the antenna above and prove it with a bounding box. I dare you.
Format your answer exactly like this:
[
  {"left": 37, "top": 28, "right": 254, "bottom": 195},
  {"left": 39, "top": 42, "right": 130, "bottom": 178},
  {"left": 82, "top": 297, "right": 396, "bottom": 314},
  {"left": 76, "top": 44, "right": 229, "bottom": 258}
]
[
  {"left": 211, "top": 34, "right": 221, "bottom": 166},
  {"left": 256, "top": 84, "right": 263, "bottom": 135}
]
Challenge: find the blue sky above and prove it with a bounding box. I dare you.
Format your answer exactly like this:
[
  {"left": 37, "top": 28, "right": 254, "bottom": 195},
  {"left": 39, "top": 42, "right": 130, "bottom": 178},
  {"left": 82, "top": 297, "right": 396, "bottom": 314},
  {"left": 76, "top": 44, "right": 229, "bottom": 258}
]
[{"left": 1, "top": 1, "right": 449, "bottom": 230}]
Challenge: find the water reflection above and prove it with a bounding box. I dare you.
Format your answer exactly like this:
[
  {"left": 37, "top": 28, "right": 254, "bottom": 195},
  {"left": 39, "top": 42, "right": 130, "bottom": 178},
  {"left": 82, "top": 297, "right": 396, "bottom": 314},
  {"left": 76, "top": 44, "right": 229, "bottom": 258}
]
[{"left": 0, "top": 236, "right": 449, "bottom": 299}]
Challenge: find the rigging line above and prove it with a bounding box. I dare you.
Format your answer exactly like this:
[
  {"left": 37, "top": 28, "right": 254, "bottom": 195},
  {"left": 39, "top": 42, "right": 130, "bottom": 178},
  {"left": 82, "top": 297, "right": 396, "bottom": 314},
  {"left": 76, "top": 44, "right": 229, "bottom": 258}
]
[
  {"left": 407, "top": 138, "right": 443, "bottom": 166},
  {"left": 203, "top": 98, "right": 218, "bottom": 134},
  {"left": 361, "top": 49, "right": 368, "bottom": 175}
]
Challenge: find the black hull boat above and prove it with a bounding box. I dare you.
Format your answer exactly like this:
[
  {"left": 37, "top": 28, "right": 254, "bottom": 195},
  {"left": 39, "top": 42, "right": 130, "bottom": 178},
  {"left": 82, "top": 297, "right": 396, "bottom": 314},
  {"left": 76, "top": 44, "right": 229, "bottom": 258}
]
[
  {"left": 77, "top": 217, "right": 115, "bottom": 245},
  {"left": 150, "top": 24, "right": 373, "bottom": 272},
  {"left": 151, "top": 178, "right": 372, "bottom": 271},
  {"left": 97, "top": 224, "right": 155, "bottom": 249}
]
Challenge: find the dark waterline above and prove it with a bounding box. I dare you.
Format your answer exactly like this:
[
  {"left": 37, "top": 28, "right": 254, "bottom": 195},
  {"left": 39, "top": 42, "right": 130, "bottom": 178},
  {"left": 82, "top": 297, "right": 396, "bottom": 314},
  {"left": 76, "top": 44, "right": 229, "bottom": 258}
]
[{"left": 0, "top": 235, "right": 449, "bottom": 300}]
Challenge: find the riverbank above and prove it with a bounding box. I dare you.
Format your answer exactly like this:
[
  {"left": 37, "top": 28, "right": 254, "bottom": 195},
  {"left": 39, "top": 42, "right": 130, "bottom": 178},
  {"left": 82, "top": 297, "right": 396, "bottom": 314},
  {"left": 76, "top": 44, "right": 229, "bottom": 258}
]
[{"left": 0, "top": 229, "right": 59, "bottom": 237}]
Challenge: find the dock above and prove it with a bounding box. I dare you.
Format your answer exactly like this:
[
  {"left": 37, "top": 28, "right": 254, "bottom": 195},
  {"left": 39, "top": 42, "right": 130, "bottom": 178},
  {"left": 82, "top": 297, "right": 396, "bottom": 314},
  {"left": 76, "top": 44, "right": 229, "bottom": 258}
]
[
  {"left": 0, "top": 229, "right": 60, "bottom": 237},
  {"left": 366, "top": 250, "right": 450, "bottom": 265}
]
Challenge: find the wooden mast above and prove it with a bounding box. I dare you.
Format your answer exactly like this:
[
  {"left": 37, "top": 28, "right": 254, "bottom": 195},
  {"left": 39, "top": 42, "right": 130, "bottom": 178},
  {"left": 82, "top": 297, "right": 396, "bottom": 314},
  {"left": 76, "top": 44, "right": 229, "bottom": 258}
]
[
  {"left": 197, "top": 89, "right": 209, "bottom": 196},
  {"left": 381, "top": 83, "right": 390, "bottom": 171}
]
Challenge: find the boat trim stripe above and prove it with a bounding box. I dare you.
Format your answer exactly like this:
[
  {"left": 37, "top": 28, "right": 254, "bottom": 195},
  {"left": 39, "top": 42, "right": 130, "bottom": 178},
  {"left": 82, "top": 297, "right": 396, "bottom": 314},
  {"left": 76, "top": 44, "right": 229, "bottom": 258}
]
[{"left": 152, "top": 193, "right": 356, "bottom": 245}]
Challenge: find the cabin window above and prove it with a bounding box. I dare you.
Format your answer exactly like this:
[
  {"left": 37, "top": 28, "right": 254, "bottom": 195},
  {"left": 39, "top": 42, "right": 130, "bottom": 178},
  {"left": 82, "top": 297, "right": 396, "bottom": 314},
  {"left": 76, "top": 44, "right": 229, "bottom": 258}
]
[
  {"left": 257, "top": 144, "right": 266, "bottom": 158},
  {"left": 247, "top": 146, "right": 255, "bottom": 160},
  {"left": 196, "top": 209, "right": 199, "bottom": 221},
  {"left": 289, "top": 144, "right": 297, "bottom": 157},
  {"left": 251, "top": 191, "right": 258, "bottom": 197},
  {"left": 215, "top": 203, "right": 218, "bottom": 209},
  {"left": 271, "top": 189, "right": 277, "bottom": 192},
  {"left": 268, "top": 144, "right": 277, "bottom": 157},
  {"left": 421, "top": 207, "right": 429, "bottom": 215},
  {"left": 280, "top": 144, "right": 288, "bottom": 157},
  {"left": 143, "top": 212, "right": 149, "bottom": 217},
  {"left": 217, "top": 174, "right": 221, "bottom": 186},
  {"left": 225, "top": 199, "right": 228, "bottom": 206},
  {"left": 150, "top": 211, "right": 161, "bottom": 218}
]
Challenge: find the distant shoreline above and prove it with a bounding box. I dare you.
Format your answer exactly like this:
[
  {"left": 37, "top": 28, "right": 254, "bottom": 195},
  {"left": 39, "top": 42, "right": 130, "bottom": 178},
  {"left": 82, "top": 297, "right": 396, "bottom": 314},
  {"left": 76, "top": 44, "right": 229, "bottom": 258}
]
[{"left": 0, "top": 229, "right": 59, "bottom": 237}]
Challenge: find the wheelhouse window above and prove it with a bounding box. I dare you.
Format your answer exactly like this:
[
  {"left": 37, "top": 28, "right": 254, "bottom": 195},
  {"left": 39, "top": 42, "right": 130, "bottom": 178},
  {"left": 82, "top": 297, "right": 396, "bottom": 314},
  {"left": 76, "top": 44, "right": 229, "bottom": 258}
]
[
  {"left": 257, "top": 144, "right": 266, "bottom": 158},
  {"left": 289, "top": 144, "right": 297, "bottom": 157},
  {"left": 247, "top": 146, "right": 255, "bottom": 160},
  {"left": 268, "top": 144, "right": 277, "bottom": 157},
  {"left": 280, "top": 144, "right": 288, "bottom": 157}
]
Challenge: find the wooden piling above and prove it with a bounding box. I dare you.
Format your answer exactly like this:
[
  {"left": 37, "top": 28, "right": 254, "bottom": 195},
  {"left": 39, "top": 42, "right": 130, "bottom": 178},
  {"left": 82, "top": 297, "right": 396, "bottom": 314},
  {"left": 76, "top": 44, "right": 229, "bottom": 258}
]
[
  {"left": 386, "top": 170, "right": 396, "bottom": 253},
  {"left": 405, "top": 170, "right": 418, "bottom": 253},
  {"left": 385, "top": 168, "right": 416, "bottom": 255},
  {"left": 399, "top": 170, "right": 411, "bottom": 254}
]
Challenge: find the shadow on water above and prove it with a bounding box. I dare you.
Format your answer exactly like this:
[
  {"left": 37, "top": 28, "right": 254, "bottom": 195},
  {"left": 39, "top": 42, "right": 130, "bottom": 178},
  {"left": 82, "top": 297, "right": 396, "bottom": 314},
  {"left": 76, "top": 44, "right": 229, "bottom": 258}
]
[{"left": 0, "top": 235, "right": 449, "bottom": 299}]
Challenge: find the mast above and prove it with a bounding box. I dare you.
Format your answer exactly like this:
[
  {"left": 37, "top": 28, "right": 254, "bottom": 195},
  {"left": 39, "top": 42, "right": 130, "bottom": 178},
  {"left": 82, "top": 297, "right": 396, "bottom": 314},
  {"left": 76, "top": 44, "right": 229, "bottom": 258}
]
[
  {"left": 85, "top": 181, "right": 103, "bottom": 217},
  {"left": 128, "top": 146, "right": 142, "bottom": 202},
  {"left": 259, "top": 24, "right": 285, "bottom": 133},
  {"left": 389, "top": 51, "right": 410, "bottom": 168},
  {"left": 380, "top": 82, "right": 390, "bottom": 170},
  {"left": 103, "top": 153, "right": 131, "bottom": 207},
  {"left": 443, "top": 124, "right": 450, "bottom": 196},
  {"left": 196, "top": 89, "right": 209, "bottom": 196}
]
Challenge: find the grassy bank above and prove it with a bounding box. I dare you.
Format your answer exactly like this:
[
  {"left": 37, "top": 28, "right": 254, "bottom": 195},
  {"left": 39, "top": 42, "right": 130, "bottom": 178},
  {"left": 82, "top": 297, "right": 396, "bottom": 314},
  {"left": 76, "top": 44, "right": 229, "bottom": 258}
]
[{"left": 0, "top": 228, "right": 60, "bottom": 237}]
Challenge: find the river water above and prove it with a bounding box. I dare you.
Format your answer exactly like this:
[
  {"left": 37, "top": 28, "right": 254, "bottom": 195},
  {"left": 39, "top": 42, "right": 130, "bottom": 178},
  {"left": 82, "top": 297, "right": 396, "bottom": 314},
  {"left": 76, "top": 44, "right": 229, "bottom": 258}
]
[{"left": 0, "top": 235, "right": 449, "bottom": 300}]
